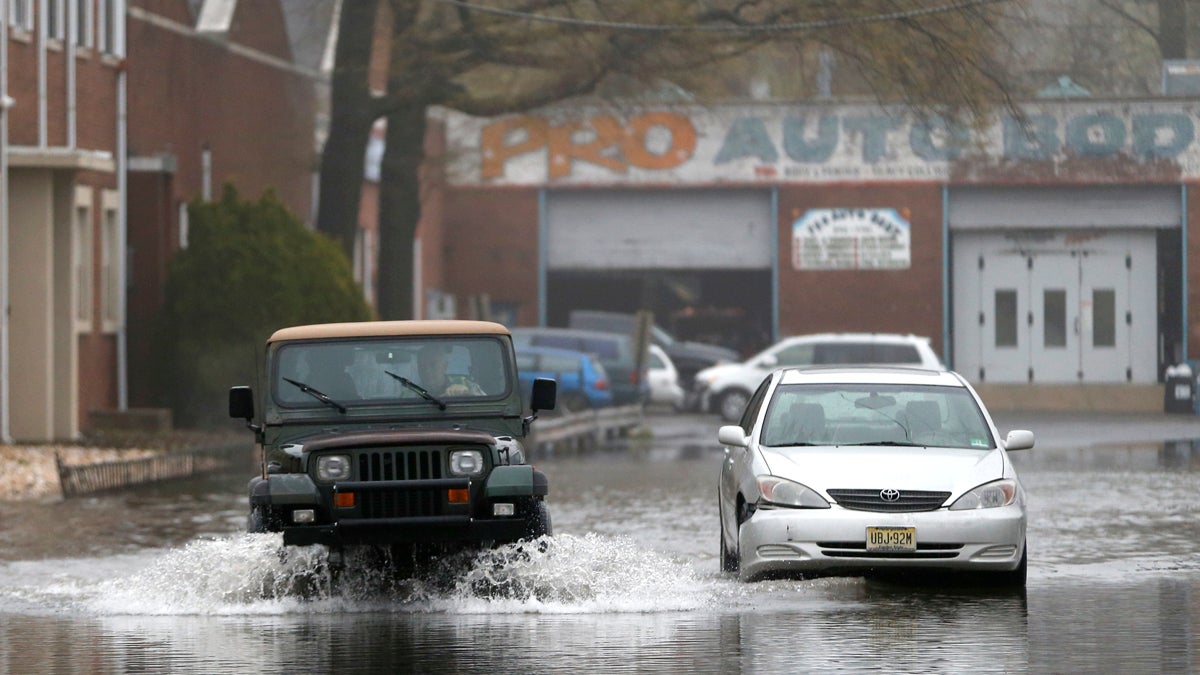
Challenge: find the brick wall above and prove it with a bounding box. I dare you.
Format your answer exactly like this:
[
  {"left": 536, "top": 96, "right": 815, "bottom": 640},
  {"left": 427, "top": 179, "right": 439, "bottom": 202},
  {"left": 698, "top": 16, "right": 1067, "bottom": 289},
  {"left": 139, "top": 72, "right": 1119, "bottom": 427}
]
[{"left": 776, "top": 183, "right": 945, "bottom": 357}]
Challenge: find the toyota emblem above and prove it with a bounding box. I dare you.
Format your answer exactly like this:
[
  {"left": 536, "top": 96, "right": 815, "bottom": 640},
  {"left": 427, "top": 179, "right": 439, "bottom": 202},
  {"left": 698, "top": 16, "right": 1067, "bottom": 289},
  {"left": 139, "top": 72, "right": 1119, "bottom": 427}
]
[{"left": 879, "top": 488, "right": 901, "bottom": 502}]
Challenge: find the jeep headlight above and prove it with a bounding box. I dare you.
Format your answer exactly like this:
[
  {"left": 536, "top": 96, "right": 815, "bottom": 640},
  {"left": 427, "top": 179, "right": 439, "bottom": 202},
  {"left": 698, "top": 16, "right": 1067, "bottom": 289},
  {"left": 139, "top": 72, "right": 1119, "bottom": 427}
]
[
  {"left": 316, "top": 454, "right": 352, "bottom": 481},
  {"left": 449, "top": 449, "right": 485, "bottom": 477}
]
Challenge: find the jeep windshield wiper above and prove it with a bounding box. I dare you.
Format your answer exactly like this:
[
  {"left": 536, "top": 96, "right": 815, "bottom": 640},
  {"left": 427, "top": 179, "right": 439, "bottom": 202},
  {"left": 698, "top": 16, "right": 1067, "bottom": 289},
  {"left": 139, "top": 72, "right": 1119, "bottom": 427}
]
[
  {"left": 844, "top": 441, "right": 923, "bottom": 447},
  {"left": 282, "top": 377, "right": 347, "bottom": 414},
  {"left": 384, "top": 370, "right": 447, "bottom": 410}
]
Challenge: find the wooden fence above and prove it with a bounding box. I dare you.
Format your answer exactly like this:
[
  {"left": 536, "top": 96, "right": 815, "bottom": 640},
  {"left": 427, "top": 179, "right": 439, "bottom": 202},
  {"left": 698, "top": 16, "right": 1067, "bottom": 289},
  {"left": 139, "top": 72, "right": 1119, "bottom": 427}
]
[{"left": 56, "top": 442, "right": 252, "bottom": 497}]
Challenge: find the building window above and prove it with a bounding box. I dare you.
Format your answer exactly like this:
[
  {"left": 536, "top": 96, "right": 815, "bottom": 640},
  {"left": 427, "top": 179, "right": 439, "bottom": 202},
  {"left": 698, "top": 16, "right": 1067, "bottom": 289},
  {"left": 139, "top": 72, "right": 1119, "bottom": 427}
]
[
  {"left": 75, "top": 190, "right": 94, "bottom": 326},
  {"left": 101, "top": 191, "right": 121, "bottom": 330},
  {"left": 97, "top": 0, "right": 118, "bottom": 54},
  {"left": 9, "top": 0, "right": 34, "bottom": 32},
  {"left": 75, "top": 0, "right": 93, "bottom": 49},
  {"left": 178, "top": 202, "right": 189, "bottom": 249},
  {"left": 46, "top": 0, "right": 66, "bottom": 41}
]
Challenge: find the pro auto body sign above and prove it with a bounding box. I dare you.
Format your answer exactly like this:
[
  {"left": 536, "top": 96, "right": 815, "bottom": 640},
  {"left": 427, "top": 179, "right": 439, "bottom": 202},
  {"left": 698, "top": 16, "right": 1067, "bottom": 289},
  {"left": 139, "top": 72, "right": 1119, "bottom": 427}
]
[
  {"left": 438, "top": 100, "right": 1200, "bottom": 186},
  {"left": 792, "top": 209, "right": 911, "bottom": 270}
]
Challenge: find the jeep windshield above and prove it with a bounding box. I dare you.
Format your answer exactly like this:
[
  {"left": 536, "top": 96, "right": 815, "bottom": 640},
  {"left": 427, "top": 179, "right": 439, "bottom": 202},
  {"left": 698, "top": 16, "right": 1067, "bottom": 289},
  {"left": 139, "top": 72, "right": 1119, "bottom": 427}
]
[{"left": 272, "top": 336, "right": 512, "bottom": 409}]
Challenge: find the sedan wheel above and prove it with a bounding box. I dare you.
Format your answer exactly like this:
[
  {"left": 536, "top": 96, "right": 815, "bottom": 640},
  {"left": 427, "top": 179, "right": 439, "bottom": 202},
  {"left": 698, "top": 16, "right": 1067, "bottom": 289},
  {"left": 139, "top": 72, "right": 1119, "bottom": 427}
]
[
  {"left": 718, "top": 494, "right": 739, "bottom": 574},
  {"left": 718, "top": 389, "right": 751, "bottom": 422}
]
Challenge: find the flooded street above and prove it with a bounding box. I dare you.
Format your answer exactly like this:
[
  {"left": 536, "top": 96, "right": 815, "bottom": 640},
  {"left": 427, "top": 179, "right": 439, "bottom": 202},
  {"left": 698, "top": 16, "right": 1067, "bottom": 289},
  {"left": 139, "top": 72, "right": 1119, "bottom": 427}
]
[{"left": 2, "top": 411, "right": 1199, "bottom": 673}]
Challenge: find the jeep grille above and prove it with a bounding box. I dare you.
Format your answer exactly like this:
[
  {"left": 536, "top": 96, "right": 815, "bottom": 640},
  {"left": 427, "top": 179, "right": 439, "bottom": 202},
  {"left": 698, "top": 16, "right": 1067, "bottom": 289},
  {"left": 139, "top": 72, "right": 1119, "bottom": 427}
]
[{"left": 357, "top": 449, "right": 444, "bottom": 482}]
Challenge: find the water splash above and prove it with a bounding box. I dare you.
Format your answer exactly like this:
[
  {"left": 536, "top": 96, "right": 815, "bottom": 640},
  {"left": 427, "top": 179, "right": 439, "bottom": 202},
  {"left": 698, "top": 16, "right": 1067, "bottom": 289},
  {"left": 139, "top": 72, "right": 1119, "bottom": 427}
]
[{"left": 80, "top": 532, "right": 727, "bottom": 616}]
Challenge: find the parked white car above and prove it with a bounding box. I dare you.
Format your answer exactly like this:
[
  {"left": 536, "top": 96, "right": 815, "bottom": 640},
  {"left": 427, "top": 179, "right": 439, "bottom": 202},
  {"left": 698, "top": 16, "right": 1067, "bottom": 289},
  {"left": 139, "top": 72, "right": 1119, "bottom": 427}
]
[
  {"left": 647, "top": 344, "right": 685, "bottom": 410},
  {"left": 695, "top": 333, "right": 943, "bottom": 422},
  {"left": 717, "top": 366, "right": 1032, "bottom": 585}
]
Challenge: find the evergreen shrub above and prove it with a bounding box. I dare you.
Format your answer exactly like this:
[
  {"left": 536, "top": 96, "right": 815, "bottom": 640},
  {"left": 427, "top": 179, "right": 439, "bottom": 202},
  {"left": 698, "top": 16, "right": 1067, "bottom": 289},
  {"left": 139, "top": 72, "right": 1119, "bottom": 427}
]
[{"left": 159, "top": 185, "right": 373, "bottom": 428}]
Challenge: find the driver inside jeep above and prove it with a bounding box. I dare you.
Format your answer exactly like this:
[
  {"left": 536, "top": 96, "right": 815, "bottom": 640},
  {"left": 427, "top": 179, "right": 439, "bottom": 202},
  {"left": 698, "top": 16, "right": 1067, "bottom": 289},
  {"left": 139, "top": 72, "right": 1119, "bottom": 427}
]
[{"left": 417, "top": 344, "right": 485, "bottom": 397}]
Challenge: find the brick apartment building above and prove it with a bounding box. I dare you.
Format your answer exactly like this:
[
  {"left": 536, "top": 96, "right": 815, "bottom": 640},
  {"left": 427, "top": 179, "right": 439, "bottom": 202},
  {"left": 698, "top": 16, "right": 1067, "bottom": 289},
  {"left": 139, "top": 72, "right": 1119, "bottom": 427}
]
[{"left": 1, "top": 0, "right": 326, "bottom": 441}]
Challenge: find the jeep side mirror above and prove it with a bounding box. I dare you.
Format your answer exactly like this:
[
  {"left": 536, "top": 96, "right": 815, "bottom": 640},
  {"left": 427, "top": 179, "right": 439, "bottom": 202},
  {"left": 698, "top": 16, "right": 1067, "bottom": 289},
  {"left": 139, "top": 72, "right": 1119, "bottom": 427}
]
[
  {"left": 530, "top": 377, "right": 557, "bottom": 412},
  {"left": 229, "top": 386, "right": 255, "bottom": 420}
]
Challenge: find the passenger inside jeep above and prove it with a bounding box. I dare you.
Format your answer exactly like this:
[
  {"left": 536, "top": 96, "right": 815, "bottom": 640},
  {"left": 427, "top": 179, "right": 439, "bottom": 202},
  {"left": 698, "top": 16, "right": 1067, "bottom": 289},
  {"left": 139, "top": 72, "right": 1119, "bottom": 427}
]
[{"left": 276, "top": 346, "right": 360, "bottom": 404}]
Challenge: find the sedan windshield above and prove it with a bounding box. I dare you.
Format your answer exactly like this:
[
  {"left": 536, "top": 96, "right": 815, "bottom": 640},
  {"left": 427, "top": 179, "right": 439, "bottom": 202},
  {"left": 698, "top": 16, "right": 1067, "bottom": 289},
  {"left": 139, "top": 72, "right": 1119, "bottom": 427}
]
[{"left": 760, "top": 383, "right": 994, "bottom": 449}]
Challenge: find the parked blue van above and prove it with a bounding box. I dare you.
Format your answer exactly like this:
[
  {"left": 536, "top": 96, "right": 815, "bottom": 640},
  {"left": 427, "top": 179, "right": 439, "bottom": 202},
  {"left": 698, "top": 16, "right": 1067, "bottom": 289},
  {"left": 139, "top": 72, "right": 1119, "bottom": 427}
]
[{"left": 515, "top": 345, "right": 613, "bottom": 411}]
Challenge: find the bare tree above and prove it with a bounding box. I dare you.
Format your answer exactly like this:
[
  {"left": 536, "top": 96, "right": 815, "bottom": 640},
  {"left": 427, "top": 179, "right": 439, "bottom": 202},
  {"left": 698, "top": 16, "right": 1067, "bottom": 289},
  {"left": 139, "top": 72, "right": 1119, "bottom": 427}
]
[{"left": 318, "top": 0, "right": 1018, "bottom": 319}]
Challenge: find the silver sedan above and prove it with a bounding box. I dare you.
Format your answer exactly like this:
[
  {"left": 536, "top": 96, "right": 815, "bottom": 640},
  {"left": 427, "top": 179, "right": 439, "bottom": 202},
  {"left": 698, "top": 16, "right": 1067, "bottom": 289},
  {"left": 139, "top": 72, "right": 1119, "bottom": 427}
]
[{"left": 717, "top": 367, "right": 1033, "bottom": 585}]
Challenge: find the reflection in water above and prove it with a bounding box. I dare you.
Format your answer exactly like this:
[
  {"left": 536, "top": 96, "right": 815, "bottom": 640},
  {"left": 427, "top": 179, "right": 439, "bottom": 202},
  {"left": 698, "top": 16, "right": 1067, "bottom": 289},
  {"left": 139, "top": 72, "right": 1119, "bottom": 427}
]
[
  {"left": 2, "top": 426, "right": 1200, "bottom": 672},
  {"left": 1028, "top": 577, "right": 1197, "bottom": 673}
]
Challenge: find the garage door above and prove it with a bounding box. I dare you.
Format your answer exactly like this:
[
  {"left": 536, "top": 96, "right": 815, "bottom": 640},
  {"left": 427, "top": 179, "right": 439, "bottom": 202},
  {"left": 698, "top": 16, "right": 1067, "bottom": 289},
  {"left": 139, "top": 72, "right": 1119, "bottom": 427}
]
[{"left": 544, "top": 189, "right": 773, "bottom": 270}]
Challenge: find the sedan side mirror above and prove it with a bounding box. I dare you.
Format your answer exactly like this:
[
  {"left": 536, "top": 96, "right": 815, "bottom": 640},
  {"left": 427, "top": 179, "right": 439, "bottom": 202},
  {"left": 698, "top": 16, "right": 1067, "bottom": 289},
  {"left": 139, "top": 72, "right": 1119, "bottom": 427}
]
[
  {"left": 757, "top": 354, "right": 778, "bottom": 369},
  {"left": 1004, "top": 429, "right": 1034, "bottom": 451},
  {"left": 718, "top": 425, "right": 749, "bottom": 448}
]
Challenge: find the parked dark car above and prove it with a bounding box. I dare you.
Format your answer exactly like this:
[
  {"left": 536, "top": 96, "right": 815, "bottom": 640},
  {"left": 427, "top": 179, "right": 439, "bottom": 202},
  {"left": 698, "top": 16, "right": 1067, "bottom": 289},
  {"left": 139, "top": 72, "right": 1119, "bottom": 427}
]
[
  {"left": 516, "top": 346, "right": 613, "bottom": 412},
  {"left": 567, "top": 309, "right": 740, "bottom": 407},
  {"left": 510, "top": 327, "right": 649, "bottom": 406}
]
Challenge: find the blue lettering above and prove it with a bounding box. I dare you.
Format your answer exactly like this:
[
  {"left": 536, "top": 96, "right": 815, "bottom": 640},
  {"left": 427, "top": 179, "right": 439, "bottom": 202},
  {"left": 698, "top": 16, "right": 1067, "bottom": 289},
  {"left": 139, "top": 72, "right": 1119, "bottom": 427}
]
[
  {"left": 714, "top": 117, "right": 778, "bottom": 164},
  {"left": 1132, "top": 113, "right": 1194, "bottom": 159},
  {"left": 910, "top": 115, "right": 968, "bottom": 161},
  {"left": 1065, "top": 113, "right": 1125, "bottom": 157},
  {"left": 1003, "top": 115, "right": 1059, "bottom": 160},
  {"left": 843, "top": 116, "right": 900, "bottom": 163},
  {"left": 782, "top": 115, "right": 838, "bottom": 162}
]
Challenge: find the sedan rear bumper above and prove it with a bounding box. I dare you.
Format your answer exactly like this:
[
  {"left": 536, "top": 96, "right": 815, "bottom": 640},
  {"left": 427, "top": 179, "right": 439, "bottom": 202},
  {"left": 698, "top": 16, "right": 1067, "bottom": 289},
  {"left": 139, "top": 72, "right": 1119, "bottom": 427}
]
[{"left": 738, "top": 505, "right": 1026, "bottom": 582}]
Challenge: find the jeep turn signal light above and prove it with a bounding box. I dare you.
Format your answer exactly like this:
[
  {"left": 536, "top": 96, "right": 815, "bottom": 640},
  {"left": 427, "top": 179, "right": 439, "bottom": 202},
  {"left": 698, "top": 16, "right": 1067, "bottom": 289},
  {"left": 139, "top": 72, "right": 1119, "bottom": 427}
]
[
  {"left": 335, "top": 492, "right": 356, "bottom": 508},
  {"left": 447, "top": 488, "right": 470, "bottom": 503}
]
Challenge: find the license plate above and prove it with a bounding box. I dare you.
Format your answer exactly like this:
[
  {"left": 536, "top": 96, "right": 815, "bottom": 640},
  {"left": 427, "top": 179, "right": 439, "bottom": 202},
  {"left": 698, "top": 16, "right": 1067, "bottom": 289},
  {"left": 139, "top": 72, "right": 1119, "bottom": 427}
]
[{"left": 866, "top": 526, "right": 916, "bottom": 552}]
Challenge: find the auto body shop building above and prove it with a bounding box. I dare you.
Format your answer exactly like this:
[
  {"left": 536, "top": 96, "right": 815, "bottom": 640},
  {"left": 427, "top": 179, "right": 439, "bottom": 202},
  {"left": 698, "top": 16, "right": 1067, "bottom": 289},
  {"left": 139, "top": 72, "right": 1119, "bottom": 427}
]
[{"left": 424, "top": 98, "right": 1200, "bottom": 408}]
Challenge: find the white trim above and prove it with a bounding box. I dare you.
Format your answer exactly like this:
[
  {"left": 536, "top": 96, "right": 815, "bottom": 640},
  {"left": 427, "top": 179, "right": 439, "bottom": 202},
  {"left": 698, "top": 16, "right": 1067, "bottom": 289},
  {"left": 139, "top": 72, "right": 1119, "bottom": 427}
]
[
  {"left": 100, "top": 189, "right": 121, "bottom": 333},
  {"left": 73, "top": 186, "right": 94, "bottom": 330},
  {"left": 196, "top": 0, "right": 235, "bottom": 34}
]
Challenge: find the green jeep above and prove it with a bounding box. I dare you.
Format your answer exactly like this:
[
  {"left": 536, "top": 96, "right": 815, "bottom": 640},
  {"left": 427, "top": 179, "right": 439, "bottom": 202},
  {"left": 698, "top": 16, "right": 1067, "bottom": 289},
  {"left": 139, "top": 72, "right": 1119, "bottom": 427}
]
[{"left": 228, "top": 320, "right": 557, "bottom": 572}]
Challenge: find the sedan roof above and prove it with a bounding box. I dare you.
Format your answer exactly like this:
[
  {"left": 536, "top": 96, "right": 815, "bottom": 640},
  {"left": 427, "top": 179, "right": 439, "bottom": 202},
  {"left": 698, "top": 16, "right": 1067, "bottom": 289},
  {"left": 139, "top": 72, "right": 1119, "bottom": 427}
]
[{"left": 777, "top": 366, "right": 962, "bottom": 387}]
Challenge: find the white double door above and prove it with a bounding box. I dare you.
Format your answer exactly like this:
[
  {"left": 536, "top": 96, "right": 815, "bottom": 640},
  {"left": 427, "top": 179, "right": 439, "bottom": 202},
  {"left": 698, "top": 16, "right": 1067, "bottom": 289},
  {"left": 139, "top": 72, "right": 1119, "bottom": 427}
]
[{"left": 954, "top": 231, "right": 1156, "bottom": 383}]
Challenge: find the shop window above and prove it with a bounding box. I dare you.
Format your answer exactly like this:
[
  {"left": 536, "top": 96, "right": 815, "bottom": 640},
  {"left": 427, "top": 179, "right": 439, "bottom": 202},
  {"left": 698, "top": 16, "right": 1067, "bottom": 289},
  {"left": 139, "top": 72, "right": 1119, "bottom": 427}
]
[
  {"left": 1093, "top": 289, "right": 1116, "bottom": 348},
  {"left": 1043, "top": 289, "right": 1066, "bottom": 348},
  {"left": 994, "top": 290, "right": 1017, "bottom": 348}
]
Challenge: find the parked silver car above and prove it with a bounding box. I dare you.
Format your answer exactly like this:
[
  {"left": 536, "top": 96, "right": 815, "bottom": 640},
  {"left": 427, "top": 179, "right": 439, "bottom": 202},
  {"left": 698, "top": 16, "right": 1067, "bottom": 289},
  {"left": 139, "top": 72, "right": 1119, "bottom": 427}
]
[{"left": 717, "top": 366, "right": 1033, "bottom": 585}]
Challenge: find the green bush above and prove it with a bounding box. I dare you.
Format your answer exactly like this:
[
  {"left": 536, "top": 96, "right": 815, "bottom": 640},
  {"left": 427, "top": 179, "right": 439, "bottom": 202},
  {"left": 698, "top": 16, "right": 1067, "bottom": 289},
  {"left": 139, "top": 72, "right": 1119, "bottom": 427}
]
[{"left": 159, "top": 184, "right": 373, "bottom": 428}]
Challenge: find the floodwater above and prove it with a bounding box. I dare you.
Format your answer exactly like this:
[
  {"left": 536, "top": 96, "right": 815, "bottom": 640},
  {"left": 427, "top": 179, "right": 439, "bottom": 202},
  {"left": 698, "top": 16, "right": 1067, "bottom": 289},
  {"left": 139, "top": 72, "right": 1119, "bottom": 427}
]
[{"left": 1, "top": 412, "right": 1199, "bottom": 673}]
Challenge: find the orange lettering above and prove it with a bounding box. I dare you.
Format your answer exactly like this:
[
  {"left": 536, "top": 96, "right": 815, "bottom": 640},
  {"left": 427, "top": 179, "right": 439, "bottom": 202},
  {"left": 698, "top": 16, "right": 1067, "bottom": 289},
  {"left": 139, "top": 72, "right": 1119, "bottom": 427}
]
[
  {"left": 480, "top": 116, "right": 549, "bottom": 179},
  {"left": 622, "top": 112, "right": 696, "bottom": 170},
  {"left": 547, "top": 115, "right": 626, "bottom": 179}
]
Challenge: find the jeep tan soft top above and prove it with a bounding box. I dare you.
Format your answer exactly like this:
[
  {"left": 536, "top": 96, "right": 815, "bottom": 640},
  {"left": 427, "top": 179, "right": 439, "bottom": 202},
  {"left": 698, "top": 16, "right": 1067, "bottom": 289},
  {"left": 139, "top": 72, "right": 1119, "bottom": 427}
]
[{"left": 268, "top": 320, "right": 511, "bottom": 343}]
